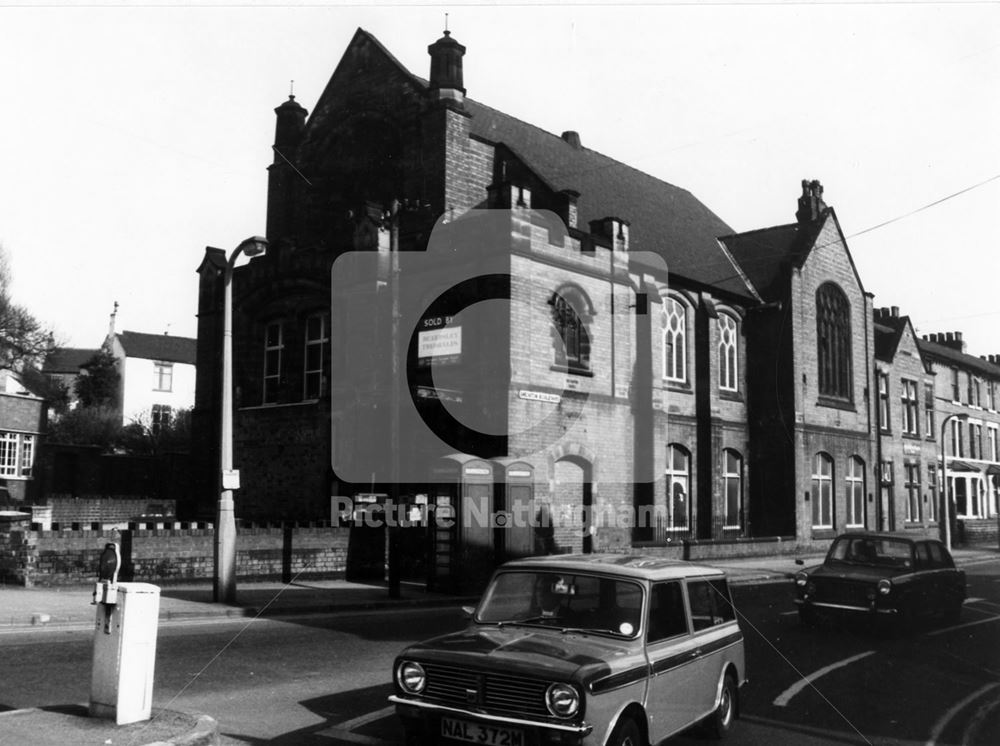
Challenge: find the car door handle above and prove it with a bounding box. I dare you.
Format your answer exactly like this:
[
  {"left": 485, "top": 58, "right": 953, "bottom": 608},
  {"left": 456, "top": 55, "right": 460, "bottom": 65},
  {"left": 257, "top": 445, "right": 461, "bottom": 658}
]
[{"left": 690, "top": 649, "right": 702, "bottom": 658}]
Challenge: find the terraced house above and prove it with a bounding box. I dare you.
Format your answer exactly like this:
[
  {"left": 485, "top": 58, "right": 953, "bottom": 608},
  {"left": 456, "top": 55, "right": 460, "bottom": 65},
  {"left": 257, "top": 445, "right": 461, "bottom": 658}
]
[{"left": 191, "top": 28, "right": 995, "bottom": 588}]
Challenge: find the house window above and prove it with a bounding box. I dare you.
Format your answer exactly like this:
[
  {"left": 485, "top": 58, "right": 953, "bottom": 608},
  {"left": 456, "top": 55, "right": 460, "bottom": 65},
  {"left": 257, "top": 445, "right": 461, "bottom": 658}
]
[
  {"left": 970, "top": 423, "right": 982, "bottom": 460},
  {"left": 303, "top": 313, "right": 330, "bottom": 400},
  {"left": 951, "top": 418, "right": 964, "bottom": 457},
  {"left": 988, "top": 381, "right": 997, "bottom": 411},
  {"left": 551, "top": 288, "right": 591, "bottom": 373},
  {"left": 811, "top": 452, "right": 834, "bottom": 529},
  {"left": 901, "top": 379, "right": 919, "bottom": 436},
  {"left": 723, "top": 449, "right": 743, "bottom": 529},
  {"left": 663, "top": 298, "right": 687, "bottom": 383},
  {"left": 951, "top": 368, "right": 960, "bottom": 402},
  {"left": 263, "top": 321, "right": 283, "bottom": 404},
  {"left": 816, "top": 283, "right": 852, "bottom": 400},
  {"left": 151, "top": 404, "right": 172, "bottom": 435},
  {"left": 924, "top": 383, "right": 935, "bottom": 439},
  {"left": 878, "top": 373, "right": 890, "bottom": 432},
  {"left": 665, "top": 445, "right": 691, "bottom": 531},
  {"left": 718, "top": 314, "right": 738, "bottom": 392},
  {"left": 0, "top": 432, "right": 35, "bottom": 478},
  {"left": 973, "top": 378, "right": 982, "bottom": 407},
  {"left": 845, "top": 456, "right": 865, "bottom": 528},
  {"left": 988, "top": 427, "right": 998, "bottom": 463},
  {"left": 153, "top": 362, "right": 173, "bottom": 392},
  {"left": 927, "top": 465, "right": 938, "bottom": 522},
  {"left": 904, "top": 463, "right": 921, "bottom": 523}
]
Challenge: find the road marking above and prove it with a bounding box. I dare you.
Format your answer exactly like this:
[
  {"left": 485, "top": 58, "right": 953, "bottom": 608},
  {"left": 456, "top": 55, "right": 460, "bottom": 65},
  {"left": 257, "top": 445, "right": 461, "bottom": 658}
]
[
  {"left": 926, "top": 614, "right": 1000, "bottom": 637},
  {"left": 924, "top": 682, "right": 1000, "bottom": 746},
  {"left": 962, "top": 688, "right": 1000, "bottom": 746},
  {"left": 334, "top": 705, "right": 396, "bottom": 731},
  {"left": 773, "top": 651, "right": 875, "bottom": 707},
  {"left": 313, "top": 705, "right": 397, "bottom": 744}
]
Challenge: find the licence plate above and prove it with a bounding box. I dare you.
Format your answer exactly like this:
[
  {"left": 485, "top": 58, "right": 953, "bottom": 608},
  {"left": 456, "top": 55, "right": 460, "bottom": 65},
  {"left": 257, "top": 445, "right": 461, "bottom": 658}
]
[{"left": 441, "top": 716, "right": 524, "bottom": 745}]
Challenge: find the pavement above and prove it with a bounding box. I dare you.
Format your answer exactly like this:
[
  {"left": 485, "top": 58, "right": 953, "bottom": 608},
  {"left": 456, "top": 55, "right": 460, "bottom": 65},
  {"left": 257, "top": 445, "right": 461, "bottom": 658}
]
[{"left": 1, "top": 546, "right": 996, "bottom": 745}]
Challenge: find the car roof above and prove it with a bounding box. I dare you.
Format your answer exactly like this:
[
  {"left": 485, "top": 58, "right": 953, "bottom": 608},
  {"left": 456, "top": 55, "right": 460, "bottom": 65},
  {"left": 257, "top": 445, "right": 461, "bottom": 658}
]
[
  {"left": 833, "top": 531, "right": 939, "bottom": 544},
  {"left": 498, "top": 553, "right": 728, "bottom": 581}
]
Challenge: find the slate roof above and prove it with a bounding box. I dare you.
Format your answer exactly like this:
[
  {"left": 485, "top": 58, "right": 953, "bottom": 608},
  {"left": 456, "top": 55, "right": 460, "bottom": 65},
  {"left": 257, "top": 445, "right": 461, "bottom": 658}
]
[
  {"left": 42, "top": 348, "right": 100, "bottom": 374},
  {"left": 322, "top": 29, "right": 755, "bottom": 300},
  {"left": 116, "top": 332, "right": 197, "bottom": 365},
  {"left": 718, "top": 219, "right": 825, "bottom": 301},
  {"left": 874, "top": 322, "right": 902, "bottom": 363},
  {"left": 918, "top": 337, "right": 1000, "bottom": 380}
]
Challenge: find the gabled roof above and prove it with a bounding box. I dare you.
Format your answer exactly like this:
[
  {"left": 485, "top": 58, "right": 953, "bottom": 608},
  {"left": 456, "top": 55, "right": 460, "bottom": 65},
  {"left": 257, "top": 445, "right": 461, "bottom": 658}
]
[
  {"left": 874, "top": 322, "right": 902, "bottom": 363},
  {"left": 462, "top": 99, "right": 752, "bottom": 298},
  {"left": 42, "top": 348, "right": 100, "bottom": 374},
  {"left": 309, "top": 28, "right": 755, "bottom": 300},
  {"left": 918, "top": 337, "right": 1000, "bottom": 380},
  {"left": 115, "top": 332, "right": 197, "bottom": 365},
  {"left": 718, "top": 218, "right": 824, "bottom": 301}
]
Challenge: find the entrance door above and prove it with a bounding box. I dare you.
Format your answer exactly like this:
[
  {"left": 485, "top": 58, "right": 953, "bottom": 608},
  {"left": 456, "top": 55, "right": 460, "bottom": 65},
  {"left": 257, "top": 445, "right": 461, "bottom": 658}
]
[{"left": 554, "top": 458, "right": 593, "bottom": 554}]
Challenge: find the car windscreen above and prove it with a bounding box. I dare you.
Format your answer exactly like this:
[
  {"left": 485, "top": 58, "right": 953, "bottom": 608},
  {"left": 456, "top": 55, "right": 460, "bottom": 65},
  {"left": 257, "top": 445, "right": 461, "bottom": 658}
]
[
  {"left": 476, "top": 570, "right": 644, "bottom": 638},
  {"left": 828, "top": 537, "right": 914, "bottom": 569}
]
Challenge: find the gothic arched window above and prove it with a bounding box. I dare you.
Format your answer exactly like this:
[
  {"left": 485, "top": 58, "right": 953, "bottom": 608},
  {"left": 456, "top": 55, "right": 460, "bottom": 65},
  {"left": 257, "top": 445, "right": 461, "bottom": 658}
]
[
  {"left": 816, "top": 282, "right": 852, "bottom": 400},
  {"left": 550, "top": 287, "right": 592, "bottom": 373}
]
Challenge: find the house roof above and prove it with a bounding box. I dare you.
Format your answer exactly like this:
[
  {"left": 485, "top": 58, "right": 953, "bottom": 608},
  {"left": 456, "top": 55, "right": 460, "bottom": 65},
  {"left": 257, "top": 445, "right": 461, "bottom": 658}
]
[
  {"left": 42, "top": 348, "right": 100, "bottom": 374},
  {"left": 315, "top": 29, "right": 755, "bottom": 300},
  {"left": 462, "top": 99, "right": 752, "bottom": 298},
  {"left": 874, "top": 322, "right": 902, "bottom": 364},
  {"left": 115, "top": 332, "right": 197, "bottom": 365},
  {"left": 718, "top": 219, "right": 825, "bottom": 301},
  {"left": 918, "top": 337, "right": 1000, "bottom": 381}
]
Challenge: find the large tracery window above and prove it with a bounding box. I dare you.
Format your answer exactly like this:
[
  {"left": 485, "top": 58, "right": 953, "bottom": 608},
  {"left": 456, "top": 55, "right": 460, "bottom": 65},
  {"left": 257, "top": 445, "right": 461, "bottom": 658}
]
[
  {"left": 663, "top": 298, "right": 687, "bottom": 383},
  {"left": 718, "top": 313, "right": 738, "bottom": 392},
  {"left": 816, "top": 282, "right": 853, "bottom": 400}
]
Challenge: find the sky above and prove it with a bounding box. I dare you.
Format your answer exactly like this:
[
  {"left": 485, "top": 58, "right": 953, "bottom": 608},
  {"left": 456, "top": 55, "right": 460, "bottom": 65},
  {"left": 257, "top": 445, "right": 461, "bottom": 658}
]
[{"left": 1, "top": 0, "right": 998, "bottom": 358}]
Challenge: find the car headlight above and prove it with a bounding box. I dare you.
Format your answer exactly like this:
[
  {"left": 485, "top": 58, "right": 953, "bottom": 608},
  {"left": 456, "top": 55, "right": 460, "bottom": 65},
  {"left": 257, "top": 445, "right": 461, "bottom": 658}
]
[
  {"left": 396, "top": 661, "right": 426, "bottom": 694},
  {"left": 877, "top": 579, "right": 892, "bottom": 596},
  {"left": 795, "top": 571, "right": 809, "bottom": 587},
  {"left": 545, "top": 682, "right": 580, "bottom": 718}
]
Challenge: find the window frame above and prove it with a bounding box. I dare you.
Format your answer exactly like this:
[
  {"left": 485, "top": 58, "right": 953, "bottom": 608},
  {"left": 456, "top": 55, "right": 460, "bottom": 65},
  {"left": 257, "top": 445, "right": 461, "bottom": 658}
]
[
  {"left": 263, "top": 321, "right": 284, "bottom": 405},
  {"left": 152, "top": 361, "right": 174, "bottom": 393},
  {"left": 811, "top": 452, "right": 835, "bottom": 529},
  {"left": 718, "top": 313, "right": 738, "bottom": 392},
  {"left": 662, "top": 297, "right": 687, "bottom": 384},
  {"left": 723, "top": 449, "right": 743, "bottom": 529},
  {"left": 303, "top": 312, "right": 331, "bottom": 401},
  {"left": 901, "top": 379, "right": 919, "bottom": 436},
  {"left": 816, "top": 283, "right": 853, "bottom": 401},
  {"left": 665, "top": 444, "right": 691, "bottom": 532},
  {"left": 551, "top": 287, "right": 592, "bottom": 375},
  {"left": 0, "top": 432, "right": 35, "bottom": 478},
  {"left": 845, "top": 456, "right": 865, "bottom": 528}
]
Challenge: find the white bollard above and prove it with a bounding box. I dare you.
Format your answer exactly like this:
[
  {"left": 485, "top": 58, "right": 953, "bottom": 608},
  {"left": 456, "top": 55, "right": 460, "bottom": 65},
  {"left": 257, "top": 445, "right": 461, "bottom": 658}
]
[{"left": 89, "top": 582, "right": 161, "bottom": 724}]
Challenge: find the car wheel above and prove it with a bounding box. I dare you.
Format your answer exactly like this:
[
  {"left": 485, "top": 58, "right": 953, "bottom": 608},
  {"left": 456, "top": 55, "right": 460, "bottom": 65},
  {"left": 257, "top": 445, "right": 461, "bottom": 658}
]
[
  {"left": 705, "top": 673, "right": 738, "bottom": 739},
  {"left": 798, "top": 606, "right": 818, "bottom": 627},
  {"left": 606, "top": 715, "right": 642, "bottom": 746}
]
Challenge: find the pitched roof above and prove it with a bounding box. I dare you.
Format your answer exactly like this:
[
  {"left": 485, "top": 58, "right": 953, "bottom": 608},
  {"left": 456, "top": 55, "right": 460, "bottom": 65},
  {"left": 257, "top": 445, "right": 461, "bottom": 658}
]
[
  {"left": 116, "top": 332, "right": 197, "bottom": 365},
  {"left": 918, "top": 337, "right": 1000, "bottom": 380},
  {"left": 316, "top": 29, "right": 755, "bottom": 300},
  {"left": 874, "top": 322, "right": 902, "bottom": 363},
  {"left": 718, "top": 219, "right": 823, "bottom": 301},
  {"left": 42, "top": 348, "right": 100, "bottom": 374},
  {"left": 462, "top": 99, "right": 752, "bottom": 298}
]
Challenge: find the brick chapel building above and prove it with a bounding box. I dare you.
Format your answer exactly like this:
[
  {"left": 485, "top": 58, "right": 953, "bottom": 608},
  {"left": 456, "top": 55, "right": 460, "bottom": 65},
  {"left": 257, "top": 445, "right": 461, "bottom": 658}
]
[{"left": 192, "top": 28, "right": 970, "bottom": 583}]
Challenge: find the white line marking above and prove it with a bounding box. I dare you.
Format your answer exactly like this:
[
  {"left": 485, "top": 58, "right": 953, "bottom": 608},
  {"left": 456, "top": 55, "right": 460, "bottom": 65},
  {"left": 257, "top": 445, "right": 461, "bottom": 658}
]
[
  {"left": 924, "top": 682, "right": 1000, "bottom": 746},
  {"left": 926, "top": 614, "right": 1000, "bottom": 637},
  {"left": 333, "top": 705, "right": 396, "bottom": 732},
  {"left": 773, "top": 651, "right": 875, "bottom": 707},
  {"left": 962, "top": 688, "right": 1000, "bottom": 746}
]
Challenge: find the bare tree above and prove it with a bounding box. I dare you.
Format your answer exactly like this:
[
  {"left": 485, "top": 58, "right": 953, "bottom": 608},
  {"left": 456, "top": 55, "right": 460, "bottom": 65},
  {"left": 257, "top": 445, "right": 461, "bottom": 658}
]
[{"left": 0, "top": 244, "right": 55, "bottom": 371}]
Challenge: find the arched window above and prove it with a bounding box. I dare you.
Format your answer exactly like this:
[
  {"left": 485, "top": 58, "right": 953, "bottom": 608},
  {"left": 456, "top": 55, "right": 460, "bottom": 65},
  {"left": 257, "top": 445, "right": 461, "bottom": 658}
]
[
  {"left": 551, "top": 287, "right": 592, "bottom": 373},
  {"left": 816, "top": 283, "right": 852, "bottom": 400},
  {"left": 663, "top": 298, "right": 687, "bottom": 383},
  {"left": 719, "top": 313, "right": 738, "bottom": 392},
  {"left": 845, "top": 456, "right": 865, "bottom": 528},
  {"left": 665, "top": 444, "right": 691, "bottom": 531},
  {"left": 723, "top": 449, "right": 743, "bottom": 529},
  {"left": 811, "top": 452, "right": 834, "bottom": 528}
]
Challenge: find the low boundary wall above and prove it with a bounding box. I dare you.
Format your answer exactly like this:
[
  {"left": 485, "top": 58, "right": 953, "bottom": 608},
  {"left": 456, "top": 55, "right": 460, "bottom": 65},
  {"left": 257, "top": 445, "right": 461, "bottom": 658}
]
[{"left": 0, "top": 524, "right": 350, "bottom": 588}]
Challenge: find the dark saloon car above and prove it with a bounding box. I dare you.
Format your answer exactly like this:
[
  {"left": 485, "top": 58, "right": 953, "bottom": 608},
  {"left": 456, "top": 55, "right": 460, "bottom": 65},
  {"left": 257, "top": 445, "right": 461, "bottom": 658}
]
[
  {"left": 390, "top": 554, "right": 746, "bottom": 746},
  {"left": 794, "top": 532, "right": 966, "bottom": 630}
]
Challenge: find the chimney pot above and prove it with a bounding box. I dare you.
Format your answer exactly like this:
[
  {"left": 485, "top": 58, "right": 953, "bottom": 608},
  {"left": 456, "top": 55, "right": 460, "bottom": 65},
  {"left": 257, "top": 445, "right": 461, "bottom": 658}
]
[
  {"left": 891, "top": 306, "right": 899, "bottom": 317},
  {"left": 561, "top": 131, "right": 582, "bottom": 149}
]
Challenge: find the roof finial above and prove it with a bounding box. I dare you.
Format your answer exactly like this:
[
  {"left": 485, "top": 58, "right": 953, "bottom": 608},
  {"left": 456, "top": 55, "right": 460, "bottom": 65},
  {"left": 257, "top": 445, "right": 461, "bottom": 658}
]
[
  {"left": 289, "top": 79, "right": 295, "bottom": 100},
  {"left": 444, "top": 12, "right": 449, "bottom": 34}
]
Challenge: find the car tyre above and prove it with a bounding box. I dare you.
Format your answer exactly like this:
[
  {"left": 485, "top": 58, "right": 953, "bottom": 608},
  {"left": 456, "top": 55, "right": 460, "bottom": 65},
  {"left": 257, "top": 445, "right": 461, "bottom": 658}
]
[
  {"left": 705, "top": 673, "right": 737, "bottom": 739},
  {"left": 606, "top": 715, "right": 642, "bottom": 746}
]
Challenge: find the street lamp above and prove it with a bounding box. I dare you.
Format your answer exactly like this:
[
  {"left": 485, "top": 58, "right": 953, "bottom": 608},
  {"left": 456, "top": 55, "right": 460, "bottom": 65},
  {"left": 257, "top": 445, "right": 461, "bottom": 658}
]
[
  {"left": 939, "top": 411, "right": 969, "bottom": 551},
  {"left": 216, "top": 235, "right": 268, "bottom": 603}
]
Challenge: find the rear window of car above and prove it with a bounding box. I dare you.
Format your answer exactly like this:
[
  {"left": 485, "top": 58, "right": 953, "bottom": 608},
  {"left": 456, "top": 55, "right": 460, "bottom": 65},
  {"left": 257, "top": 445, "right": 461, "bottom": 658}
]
[
  {"left": 647, "top": 581, "right": 688, "bottom": 642},
  {"left": 687, "top": 578, "right": 736, "bottom": 631}
]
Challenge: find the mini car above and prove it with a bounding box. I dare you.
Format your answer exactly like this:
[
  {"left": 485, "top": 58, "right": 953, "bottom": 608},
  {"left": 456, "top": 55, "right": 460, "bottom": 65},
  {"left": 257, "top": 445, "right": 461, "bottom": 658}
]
[
  {"left": 794, "top": 532, "right": 966, "bottom": 630},
  {"left": 390, "top": 553, "right": 747, "bottom": 745}
]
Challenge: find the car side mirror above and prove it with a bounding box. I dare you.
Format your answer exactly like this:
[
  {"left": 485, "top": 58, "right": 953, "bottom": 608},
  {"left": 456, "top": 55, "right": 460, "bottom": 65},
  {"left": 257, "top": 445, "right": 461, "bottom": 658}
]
[{"left": 461, "top": 605, "right": 476, "bottom": 619}]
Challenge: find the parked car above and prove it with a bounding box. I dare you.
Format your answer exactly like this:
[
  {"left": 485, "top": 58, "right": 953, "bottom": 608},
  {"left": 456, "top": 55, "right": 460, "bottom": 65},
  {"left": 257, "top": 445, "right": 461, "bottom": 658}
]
[
  {"left": 390, "top": 554, "right": 747, "bottom": 746},
  {"left": 794, "top": 532, "right": 966, "bottom": 631}
]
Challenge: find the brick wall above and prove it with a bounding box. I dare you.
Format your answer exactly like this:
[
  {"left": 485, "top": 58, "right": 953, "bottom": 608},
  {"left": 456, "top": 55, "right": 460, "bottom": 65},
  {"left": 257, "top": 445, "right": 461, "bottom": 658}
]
[
  {"left": 0, "top": 525, "right": 350, "bottom": 587},
  {"left": 958, "top": 518, "right": 998, "bottom": 545}
]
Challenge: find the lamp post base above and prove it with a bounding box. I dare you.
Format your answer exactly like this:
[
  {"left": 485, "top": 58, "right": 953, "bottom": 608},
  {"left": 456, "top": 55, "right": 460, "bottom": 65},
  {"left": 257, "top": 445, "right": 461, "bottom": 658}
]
[{"left": 215, "top": 492, "right": 237, "bottom": 604}]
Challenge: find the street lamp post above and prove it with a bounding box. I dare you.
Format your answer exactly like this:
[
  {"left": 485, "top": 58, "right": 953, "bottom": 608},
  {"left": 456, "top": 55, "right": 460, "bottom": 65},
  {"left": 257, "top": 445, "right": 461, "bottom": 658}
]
[
  {"left": 939, "top": 412, "right": 968, "bottom": 551},
  {"left": 216, "top": 235, "right": 268, "bottom": 604}
]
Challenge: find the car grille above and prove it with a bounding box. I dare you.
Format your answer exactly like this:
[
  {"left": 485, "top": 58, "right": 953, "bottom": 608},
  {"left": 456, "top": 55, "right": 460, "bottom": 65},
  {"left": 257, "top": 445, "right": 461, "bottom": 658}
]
[
  {"left": 814, "top": 579, "right": 872, "bottom": 608},
  {"left": 423, "top": 662, "right": 551, "bottom": 718}
]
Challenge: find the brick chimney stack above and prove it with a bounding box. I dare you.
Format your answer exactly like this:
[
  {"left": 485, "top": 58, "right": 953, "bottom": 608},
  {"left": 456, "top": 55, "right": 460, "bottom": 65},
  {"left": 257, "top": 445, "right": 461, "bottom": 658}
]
[{"left": 795, "top": 179, "right": 827, "bottom": 223}]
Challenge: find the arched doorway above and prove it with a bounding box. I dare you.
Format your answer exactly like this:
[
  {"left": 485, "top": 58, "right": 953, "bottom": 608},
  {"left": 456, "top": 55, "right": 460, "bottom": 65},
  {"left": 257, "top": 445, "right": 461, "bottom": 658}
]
[{"left": 554, "top": 457, "right": 593, "bottom": 554}]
